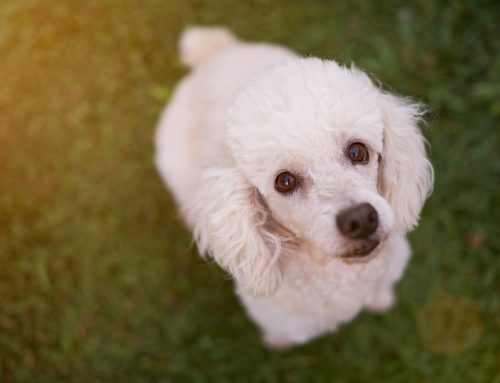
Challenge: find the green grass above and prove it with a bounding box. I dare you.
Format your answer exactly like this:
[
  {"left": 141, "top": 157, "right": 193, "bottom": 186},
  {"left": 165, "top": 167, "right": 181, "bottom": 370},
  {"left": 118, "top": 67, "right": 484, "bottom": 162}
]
[{"left": 0, "top": 0, "right": 499, "bottom": 382}]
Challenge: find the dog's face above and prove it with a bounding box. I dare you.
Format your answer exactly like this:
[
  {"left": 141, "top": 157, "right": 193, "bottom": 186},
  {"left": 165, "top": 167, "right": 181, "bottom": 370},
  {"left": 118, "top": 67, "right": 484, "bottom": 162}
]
[
  {"left": 190, "top": 58, "right": 432, "bottom": 296},
  {"left": 252, "top": 130, "right": 395, "bottom": 262},
  {"left": 227, "top": 58, "right": 433, "bottom": 263}
]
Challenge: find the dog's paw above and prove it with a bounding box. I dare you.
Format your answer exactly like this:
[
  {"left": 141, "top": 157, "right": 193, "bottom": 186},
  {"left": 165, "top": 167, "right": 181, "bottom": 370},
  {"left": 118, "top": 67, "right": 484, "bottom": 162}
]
[
  {"left": 263, "top": 334, "right": 296, "bottom": 350},
  {"left": 366, "top": 289, "right": 395, "bottom": 313}
]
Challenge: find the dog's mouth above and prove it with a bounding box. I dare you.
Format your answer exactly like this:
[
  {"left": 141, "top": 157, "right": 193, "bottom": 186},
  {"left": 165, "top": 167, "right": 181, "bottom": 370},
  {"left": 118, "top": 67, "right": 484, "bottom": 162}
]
[{"left": 340, "top": 238, "right": 381, "bottom": 262}]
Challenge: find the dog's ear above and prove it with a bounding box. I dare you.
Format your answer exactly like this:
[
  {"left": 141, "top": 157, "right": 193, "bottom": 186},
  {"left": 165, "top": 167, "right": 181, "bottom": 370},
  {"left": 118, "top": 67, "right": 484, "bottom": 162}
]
[
  {"left": 185, "top": 165, "right": 282, "bottom": 297},
  {"left": 379, "top": 93, "right": 434, "bottom": 232}
]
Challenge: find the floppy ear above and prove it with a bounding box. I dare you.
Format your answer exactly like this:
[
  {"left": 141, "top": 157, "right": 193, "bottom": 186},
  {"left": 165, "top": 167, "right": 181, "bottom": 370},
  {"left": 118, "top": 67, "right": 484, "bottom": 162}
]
[
  {"left": 185, "top": 165, "right": 282, "bottom": 297},
  {"left": 379, "top": 93, "right": 434, "bottom": 232}
]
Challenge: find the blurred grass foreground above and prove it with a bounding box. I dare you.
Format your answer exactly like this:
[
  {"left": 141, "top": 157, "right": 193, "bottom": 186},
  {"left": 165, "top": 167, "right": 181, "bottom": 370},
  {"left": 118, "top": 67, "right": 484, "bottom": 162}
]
[{"left": 0, "top": 1, "right": 499, "bottom": 382}]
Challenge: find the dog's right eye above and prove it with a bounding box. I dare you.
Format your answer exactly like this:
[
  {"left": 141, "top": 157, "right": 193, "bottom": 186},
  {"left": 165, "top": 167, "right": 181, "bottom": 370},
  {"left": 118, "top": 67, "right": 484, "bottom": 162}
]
[{"left": 275, "top": 172, "right": 297, "bottom": 194}]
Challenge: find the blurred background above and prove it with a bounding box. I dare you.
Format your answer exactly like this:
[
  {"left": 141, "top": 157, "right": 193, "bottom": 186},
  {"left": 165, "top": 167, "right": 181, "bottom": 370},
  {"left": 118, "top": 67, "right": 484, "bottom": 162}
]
[{"left": 0, "top": 0, "right": 499, "bottom": 382}]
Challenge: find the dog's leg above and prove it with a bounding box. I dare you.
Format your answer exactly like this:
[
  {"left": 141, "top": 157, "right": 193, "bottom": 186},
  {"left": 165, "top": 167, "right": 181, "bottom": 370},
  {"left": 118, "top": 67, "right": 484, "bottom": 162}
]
[
  {"left": 366, "top": 288, "right": 395, "bottom": 313},
  {"left": 366, "top": 235, "right": 410, "bottom": 313},
  {"left": 263, "top": 333, "right": 296, "bottom": 350}
]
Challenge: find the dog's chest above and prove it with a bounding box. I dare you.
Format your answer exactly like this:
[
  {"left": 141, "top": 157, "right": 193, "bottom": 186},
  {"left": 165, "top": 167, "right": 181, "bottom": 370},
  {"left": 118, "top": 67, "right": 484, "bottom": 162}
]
[{"left": 278, "top": 249, "right": 388, "bottom": 317}]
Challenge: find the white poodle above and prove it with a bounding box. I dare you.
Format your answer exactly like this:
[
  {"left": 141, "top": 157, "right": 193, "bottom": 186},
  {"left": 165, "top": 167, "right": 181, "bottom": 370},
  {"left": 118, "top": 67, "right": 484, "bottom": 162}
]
[{"left": 155, "top": 27, "right": 433, "bottom": 348}]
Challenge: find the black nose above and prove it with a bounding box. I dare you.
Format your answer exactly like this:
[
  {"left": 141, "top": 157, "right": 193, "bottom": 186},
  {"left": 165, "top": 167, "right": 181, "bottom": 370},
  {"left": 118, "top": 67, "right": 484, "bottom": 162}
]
[{"left": 336, "top": 203, "right": 378, "bottom": 239}]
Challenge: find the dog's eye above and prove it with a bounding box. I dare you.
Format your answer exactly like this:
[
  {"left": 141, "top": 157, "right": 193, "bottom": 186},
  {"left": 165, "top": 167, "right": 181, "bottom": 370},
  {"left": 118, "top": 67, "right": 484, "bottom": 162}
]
[
  {"left": 275, "top": 172, "right": 297, "bottom": 194},
  {"left": 348, "top": 142, "right": 369, "bottom": 164}
]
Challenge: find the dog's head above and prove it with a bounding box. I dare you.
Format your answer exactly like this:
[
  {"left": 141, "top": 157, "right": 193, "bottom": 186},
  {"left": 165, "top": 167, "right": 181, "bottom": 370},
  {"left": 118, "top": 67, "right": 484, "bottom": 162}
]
[{"left": 189, "top": 58, "right": 433, "bottom": 297}]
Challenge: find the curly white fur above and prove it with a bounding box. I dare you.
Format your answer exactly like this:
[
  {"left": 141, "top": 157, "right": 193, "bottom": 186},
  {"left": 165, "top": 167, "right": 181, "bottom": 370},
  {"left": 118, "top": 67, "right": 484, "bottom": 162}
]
[{"left": 155, "top": 27, "right": 433, "bottom": 347}]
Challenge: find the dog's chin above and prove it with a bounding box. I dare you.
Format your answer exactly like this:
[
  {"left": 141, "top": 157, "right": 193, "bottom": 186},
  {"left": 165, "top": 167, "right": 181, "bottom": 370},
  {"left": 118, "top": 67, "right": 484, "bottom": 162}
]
[{"left": 339, "top": 238, "right": 381, "bottom": 264}]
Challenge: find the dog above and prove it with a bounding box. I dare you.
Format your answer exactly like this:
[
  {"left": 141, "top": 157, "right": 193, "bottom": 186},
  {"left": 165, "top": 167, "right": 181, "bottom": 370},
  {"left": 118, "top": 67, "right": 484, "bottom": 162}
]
[{"left": 155, "top": 27, "right": 433, "bottom": 348}]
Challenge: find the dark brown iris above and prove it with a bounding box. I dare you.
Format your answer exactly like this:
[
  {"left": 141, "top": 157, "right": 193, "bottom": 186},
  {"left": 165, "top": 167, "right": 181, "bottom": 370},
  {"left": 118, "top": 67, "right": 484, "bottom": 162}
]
[
  {"left": 275, "top": 172, "right": 297, "bottom": 194},
  {"left": 348, "top": 142, "right": 369, "bottom": 164}
]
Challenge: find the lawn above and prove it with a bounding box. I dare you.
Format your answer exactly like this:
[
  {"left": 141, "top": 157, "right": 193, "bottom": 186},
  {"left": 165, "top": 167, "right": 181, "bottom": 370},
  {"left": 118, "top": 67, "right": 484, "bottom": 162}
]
[{"left": 0, "top": 0, "right": 499, "bottom": 382}]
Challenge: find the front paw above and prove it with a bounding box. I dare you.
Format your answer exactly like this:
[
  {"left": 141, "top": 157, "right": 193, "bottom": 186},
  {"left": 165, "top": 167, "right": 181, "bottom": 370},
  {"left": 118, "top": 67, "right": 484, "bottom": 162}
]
[
  {"left": 366, "top": 289, "right": 395, "bottom": 313},
  {"left": 263, "top": 333, "right": 296, "bottom": 350}
]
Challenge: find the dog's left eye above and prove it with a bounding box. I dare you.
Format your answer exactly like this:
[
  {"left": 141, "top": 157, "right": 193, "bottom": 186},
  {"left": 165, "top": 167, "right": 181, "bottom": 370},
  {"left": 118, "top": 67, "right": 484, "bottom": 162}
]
[
  {"left": 348, "top": 142, "right": 369, "bottom": 164},
  {"left": 275, "top": 172, "right": 297, "bottom": 194}
]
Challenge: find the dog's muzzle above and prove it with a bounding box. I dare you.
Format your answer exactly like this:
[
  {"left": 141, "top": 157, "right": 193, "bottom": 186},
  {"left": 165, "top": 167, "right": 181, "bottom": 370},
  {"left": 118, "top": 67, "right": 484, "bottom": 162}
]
[{"left": 336, "top": 203, "right": 380, "bottom": 258}]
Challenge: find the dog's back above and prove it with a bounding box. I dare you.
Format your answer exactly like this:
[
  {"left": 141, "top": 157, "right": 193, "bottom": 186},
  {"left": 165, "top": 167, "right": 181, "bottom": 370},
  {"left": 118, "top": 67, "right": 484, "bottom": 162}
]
[{"left": 155, "top": 27, "right": 294, "bottom": 219}]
